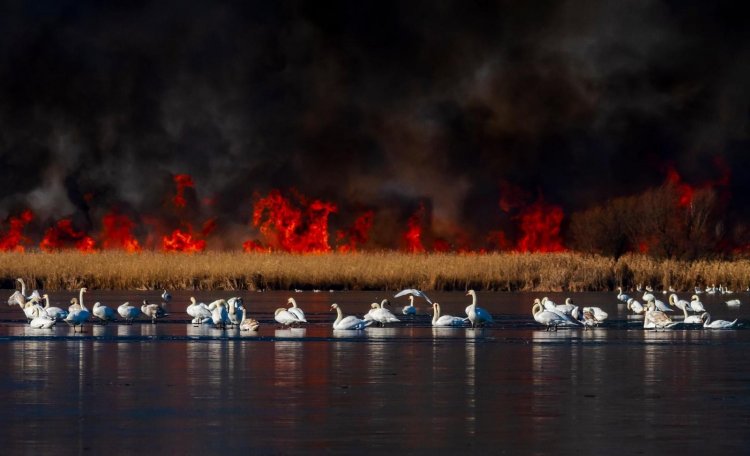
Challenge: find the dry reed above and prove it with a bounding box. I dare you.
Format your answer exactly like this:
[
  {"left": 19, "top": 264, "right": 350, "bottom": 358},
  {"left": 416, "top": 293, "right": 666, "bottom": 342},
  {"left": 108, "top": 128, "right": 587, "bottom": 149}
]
[{"left": 2, "top": 251, "right": 750, "bottom": 292}]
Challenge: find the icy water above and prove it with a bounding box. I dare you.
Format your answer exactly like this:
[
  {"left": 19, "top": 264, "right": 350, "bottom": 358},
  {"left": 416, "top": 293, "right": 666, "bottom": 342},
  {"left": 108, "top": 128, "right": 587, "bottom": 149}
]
[{"left": 1, "top": 290, "right": 749, "bottom": 455}]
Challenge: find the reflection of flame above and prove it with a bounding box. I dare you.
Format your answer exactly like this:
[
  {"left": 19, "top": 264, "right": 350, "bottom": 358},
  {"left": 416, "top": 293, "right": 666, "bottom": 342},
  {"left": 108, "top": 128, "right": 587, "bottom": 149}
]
[{"left": 0, "top": 210, "right": 33, "bottom": 252}]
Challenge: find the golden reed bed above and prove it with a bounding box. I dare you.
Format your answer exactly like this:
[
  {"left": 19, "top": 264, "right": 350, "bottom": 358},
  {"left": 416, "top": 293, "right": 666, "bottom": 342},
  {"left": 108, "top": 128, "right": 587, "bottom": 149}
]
[{"left": 2, "top": 251, "right": 750, "bottom": 292}]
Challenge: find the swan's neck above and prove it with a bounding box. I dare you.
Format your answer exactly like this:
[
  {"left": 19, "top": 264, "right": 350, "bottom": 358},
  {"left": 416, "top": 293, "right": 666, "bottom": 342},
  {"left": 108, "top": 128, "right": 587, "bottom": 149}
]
[
  {"left": 432, "top": 305, "right": 440, "bottom": 324},
  {"left": 44, "top": 296, "right": 50, "bottom": 309},
  {"left": 290, "top": 298, "right": 297, "bottom": 308},
  {"left": 18, "top": 279, "right": 26, "bottom": 296},
  {"left": 682, "top": 306, "right": 689, "bottom": 319},
  {"left": 703, "top": 313, "right": 711, "bottom": 325},
  {"left": 79, "top": 289, "right": 87, "bottom": 311},
  {"left": 334, "top": 307, "right": 343, "bottom": 325},
  {"left": 532, "top": 303, "right": 541, "bottom": 316}
]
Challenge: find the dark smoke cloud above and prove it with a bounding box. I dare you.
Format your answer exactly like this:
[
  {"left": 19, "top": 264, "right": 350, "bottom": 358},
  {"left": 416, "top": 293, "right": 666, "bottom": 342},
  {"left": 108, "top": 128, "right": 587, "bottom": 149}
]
[{"left": 1, "top": 0, "right": 749, "bottom": 248}]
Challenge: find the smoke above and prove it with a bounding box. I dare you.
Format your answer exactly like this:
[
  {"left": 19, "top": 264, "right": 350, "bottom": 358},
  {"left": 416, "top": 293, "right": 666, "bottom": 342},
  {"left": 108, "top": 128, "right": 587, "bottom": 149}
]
[{"left": 1, "top": 1, "right": 749, "bottom": 248}]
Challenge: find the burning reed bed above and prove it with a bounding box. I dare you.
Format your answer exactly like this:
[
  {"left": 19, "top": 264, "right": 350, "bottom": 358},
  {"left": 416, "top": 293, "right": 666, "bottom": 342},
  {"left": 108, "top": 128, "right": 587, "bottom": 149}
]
[{"left": 2, "top": 251, "right": 750, "bottom": 292}]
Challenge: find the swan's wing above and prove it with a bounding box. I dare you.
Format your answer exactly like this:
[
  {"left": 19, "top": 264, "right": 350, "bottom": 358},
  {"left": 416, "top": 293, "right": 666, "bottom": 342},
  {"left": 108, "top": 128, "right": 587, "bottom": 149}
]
[{"left": 394, "top": 289, "right": 433, "bottom": 304}]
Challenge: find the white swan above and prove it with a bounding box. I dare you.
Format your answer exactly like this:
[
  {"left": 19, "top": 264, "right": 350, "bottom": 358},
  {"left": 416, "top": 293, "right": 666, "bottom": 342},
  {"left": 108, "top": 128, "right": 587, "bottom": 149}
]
[
  {"left": 207, "top": 299, "right": 229, "bottom": 329},
  {"left": 29, "top": 306, "right": 56, "bottom": 329},
  {"left": 679, "top": 302, "right": 703, "bottom": 324},
  {"left": 274, "top": 307, "right": 302, "bottom": 327},
  {"left": 668, "top": 294, "right": 690, "bottom": 312},
  {"left": 689, "top": 295, "right": 706, "bottom": 313},
  {"left": 532, "top": 302, "right": 576, "bottom": 331},
  {"left": 92, "top": 302, "right": 117, "bottom": 323},
  {"left": 701, "top": 312, "right": 739, "bottom": 329},
  {"left": 141, "top": 299, "right": 168, "bottom": 324},
  {"left": 725, "top": 299, "right": 741, "bottom": 307},
  {"left": 402, "top": 295, "right": 417, "bottom": 315},
  {"left": 286, "top": 297, "right": 307, "bottom": 322},
  {"left": 117, "top": 302, "right": 140, "bottom": 324},
  {"left": 21, "top": 297, "right": 44, "bottom": 321},
  {"left": 616, "top": 286, "right": 631, "bottom": 303},
  {"left": 65, "top": 288, "right": 90, "bottom": 332},
  {"left": 8, "top": 278, "right": 41, "bottom": 306},
  {"left": 186, "top": 297, "right": 212, "bottom": 325},
  {"left": 41, "top": 294, "right": 68, "bottom": 321},
  {"left": 394, "top": 288, "right": 433, "bottom": 304},
  {"left": 227, "top": 297, "right": 243, "bottom": 326},
  {"left": 161, "top": 289, "right": 172, "bottom": 303},
  {"left": 239, "top": 306, "right": 260, "bottom": 331},
  {"left": 585, "top": 306, "right": 608, "bottom": 321},
  {"left": 331, "top": 303, "right": 372, "bottom": 330},
  {"left": 431, "top": 302, "right": 466, "bottom": 327},
  {"left": 465, "top": 290, "right": 493, "bottom": 328},
  {"left": 365, "top": 300, "right": 401, "bottom": 326},
  {"left": 68, "top": 287, "right": 87, "bottom": 313},
  {"left": 627, "top": 298, "right": 645, "bottom": 315}
]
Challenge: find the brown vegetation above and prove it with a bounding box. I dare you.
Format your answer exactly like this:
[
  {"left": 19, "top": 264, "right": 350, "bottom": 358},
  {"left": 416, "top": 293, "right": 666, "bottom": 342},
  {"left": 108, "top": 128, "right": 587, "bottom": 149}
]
[{"left": 2, "top": 251, "right": 750, "bottom": 292}]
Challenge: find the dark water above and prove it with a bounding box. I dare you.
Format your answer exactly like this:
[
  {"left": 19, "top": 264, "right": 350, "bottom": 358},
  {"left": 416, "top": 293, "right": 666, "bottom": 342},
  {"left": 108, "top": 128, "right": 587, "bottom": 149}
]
[{"left": 1, "top": 290, "right": 749, "bottom": 454}]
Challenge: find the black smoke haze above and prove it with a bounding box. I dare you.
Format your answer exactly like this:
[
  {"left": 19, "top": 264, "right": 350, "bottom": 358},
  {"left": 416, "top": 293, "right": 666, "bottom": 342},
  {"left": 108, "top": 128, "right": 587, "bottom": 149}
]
[{"left": 1, "top": 1, "right": 749, "bottom": 248}]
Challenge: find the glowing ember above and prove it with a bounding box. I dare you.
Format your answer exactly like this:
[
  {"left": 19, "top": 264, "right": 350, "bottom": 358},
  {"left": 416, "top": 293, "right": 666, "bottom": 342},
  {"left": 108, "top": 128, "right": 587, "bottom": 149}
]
[
  {"left": 336, "top": 211, "right": 374, "bottom": 252},
  {"left": 162, "top": 227, "right": 206, "bottom": 252},
  {"left": 665, "top": 167, "right": 694, "bottom": 207},
  {"left": 251, "top": 189, "right": 337, "bottom": 253},
  {"left": 40, "top": 219, "right": 96, "bottom": 252},
  {"left": 0, "top": 210, "right": 34, "bottom": 252},
  {"left": 101, "top": 212, "right": 141, "bottom": 252},
  {"left": 403, "top": 204, "right": 426, "bottom": 253},
  {"left": 172, "top": 174, "right": 195, "bottom": 208},
  {"left": 515, "top": 199, "right": 565, "bottom": 253}
]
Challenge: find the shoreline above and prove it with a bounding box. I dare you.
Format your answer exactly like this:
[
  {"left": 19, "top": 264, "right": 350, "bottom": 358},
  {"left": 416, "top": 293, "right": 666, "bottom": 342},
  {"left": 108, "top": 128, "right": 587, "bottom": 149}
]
[{"left": 1, "top": 251, "right": 749, "bottom": 292}]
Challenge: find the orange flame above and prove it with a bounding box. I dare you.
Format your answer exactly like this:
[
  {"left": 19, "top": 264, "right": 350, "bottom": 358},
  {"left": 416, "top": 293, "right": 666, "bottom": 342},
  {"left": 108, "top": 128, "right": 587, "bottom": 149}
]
[
  {"left": 172, "top": 174, "right": 195, "bottom": 208},
  {"left": 336, "top": 210, "right": 374, "bottom": 252},
  {"left": 251, "top": 189, "right": 337, "bottom": 253},
  {"left": 402, "top": 204, "right": 426, "bottom": 253},
  {"left": 515, "top": 199, "right": 565, "bottom": 253},
  {"left": 101, "top": 212, "right": 141, "bottom": 252},
  {"left": 162, "top": 227, "right": 206, "bottom": 252},
  {"left": 40, "top": 219, "right": 96, "bottom": 252},
  {"left": 0, "top": 210, "right": 34, "bottom": 252}
]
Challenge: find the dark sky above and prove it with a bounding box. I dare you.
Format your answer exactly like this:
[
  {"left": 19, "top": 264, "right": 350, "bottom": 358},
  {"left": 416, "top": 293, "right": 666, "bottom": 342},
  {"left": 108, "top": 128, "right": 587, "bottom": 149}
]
[{"left": 1, "top": 0, "right": 749, "bottom": 248}]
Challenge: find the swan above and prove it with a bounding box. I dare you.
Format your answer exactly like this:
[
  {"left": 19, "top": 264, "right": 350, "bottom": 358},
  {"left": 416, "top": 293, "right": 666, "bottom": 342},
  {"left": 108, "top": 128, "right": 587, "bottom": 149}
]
[
  {"left": 286, "top": 297, "right": 307, "bottom": 322},
  {"left": 627, "top": 298, "right": 645, "bottom": 315},
  {"left": 331, "top": 303, "right": 372, "bottom": 330},
  {"left": 29, "top": 306, "right": 56, "bottom": 329},
  {"left": 701, "top": 312, "right": 739, "bottom": 329},
  {"left": 668, "top": 294, "right": 690, "bottom": 312},
  {"left": 68, "top": 287, "right": 87, "bottom": 313},
  {"left": 586, "top": 306, "right": 608, "bottom": 321},
  {"left": 161, "top": 289, "right": 172, "bottom": 303},
  {"left": 365, "top": 300, "right": 401, "bottom": 326},
  {"left": 41, "top": 294, "right": 68, "bottom": 321},
  {"left": 141, "top": 299, "right": 168, "bottom": 324},
  {"left": 465, "top": 290, "right": 493, "bottom": 328},
  {"left": 680, "top": 304, "right": 703, "bottom": 324},
  {"left": 92, "top": 302, "right": 117, "bottom": 324},
  {"left": 227, "top": 297, "right": 243, "bottom": 326},
  {"left": 21, "top": 297, "right": 44, "bottom": 321},
  {"left": 642, "top": 291, "right": 656, "bottom": 303},
  {"left": 725, "top": 299, "right": 741, "bottom": 307},
  {"left": 532, "top": 302, "right": 576, "bottom": 331},
  {"left": 207, "top": 299, "right": 229, "bottom": 329},
  {"left": 393, "top": 288, "right": 433, "bottom": 304},
  {"left": 65, "top": 288, "right": 90, "bottom": 332},
  {"left": 643, "top": 302, "right": 674, "bottom": 330},
  {"left": 186, "top": 297, "right": 212, "bottom": 325},
  {"left": 117, "top": 302, "right": 140, "bottom": 324},
  {"left": 689, "top": 295, "right": 706, "bottom": 313},
  {"left": 694, "top": 286, "right": 704, "bottom": 295},
  {"left": 274, "top": 308, "right": 302, "bottom": 327},
  {"left": 650, "top": 297, "right": 673, "bottom": 313},
  {"left": 431, "top": 302, "right": 466, "bottom": 327},
  {"left": 401, "top": 295, "right": 417, "bottom": 315},
  {"left": 239, "top": 306, "right": 260, "bottom": 331},
  {"left": 616, "top": 286, "right": 631, "bottom": 303},
  {"left": 8, "top": 278, "right": 41, "bottom": 306},
  {"left": 579, "top": 307, "right": 599, "bottom": 329}
]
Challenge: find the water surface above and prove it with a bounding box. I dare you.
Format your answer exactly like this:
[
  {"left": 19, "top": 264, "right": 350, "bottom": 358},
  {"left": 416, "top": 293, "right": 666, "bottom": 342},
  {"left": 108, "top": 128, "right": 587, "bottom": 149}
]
[{"left": 1, "top": 290, "right": 748, "bottom": 454}]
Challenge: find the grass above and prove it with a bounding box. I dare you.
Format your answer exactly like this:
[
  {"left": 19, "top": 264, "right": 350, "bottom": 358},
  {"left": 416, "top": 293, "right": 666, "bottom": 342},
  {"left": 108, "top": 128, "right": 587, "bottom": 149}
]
[{"left": 2, "top": 251, "right": 750, "bottom": 292}]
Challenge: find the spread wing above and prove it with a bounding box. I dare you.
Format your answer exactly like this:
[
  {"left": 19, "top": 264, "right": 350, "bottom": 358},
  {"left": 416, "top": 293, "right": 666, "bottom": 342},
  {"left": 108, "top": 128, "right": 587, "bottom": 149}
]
[{"left": 393, "top": 288, "right": 433, "bottom": 304}]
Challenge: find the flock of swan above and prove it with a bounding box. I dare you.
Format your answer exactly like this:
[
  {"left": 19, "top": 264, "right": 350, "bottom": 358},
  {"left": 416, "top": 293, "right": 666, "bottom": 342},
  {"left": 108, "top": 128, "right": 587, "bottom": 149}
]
[{"left": 4, "top": 278, "right": 744, "bottom": 333}]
